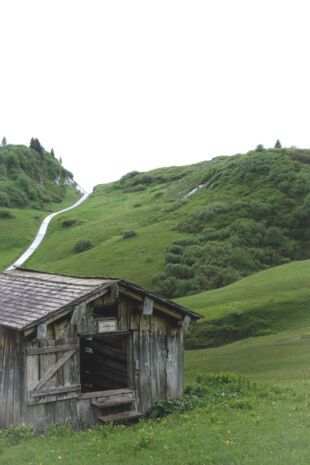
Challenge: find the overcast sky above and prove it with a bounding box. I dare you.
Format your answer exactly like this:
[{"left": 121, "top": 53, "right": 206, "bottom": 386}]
[{"left": 1, "top": 0, "right": 310, "bottom": 192}]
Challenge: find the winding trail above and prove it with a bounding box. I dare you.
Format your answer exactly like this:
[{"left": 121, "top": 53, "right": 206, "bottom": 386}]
[{"left": 7, "top": 185, "right": 89, "bottom": 271}]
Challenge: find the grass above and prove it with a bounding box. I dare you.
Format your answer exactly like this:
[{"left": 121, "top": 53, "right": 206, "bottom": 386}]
[
  {"left": 0, "top": 186, "right": 80, "bottom": 271},
  {"left": 26, "top": 181, "right": 196, "bottom": 287},
  {"left": 22, "top": 147, "right": 310, "bottom": 299},
  {"left": 176, "top": 259, "right": 310, "bottom": 321},
  {"left": 184, "top": 330, "right": 310, "bottom": 384},
  {"left": 174, "top": 259, "right": 310, "bottom": 348},
  {"left": 1, "top": 374, "right": 310, "bottom": 464},
  {"left": 1, "top": 256, "right": 310, "bottom": 464}
]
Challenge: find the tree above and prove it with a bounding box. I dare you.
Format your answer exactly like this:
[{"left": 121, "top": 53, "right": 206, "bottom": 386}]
[
  {"left": 274, "top": 139, "right": 282, "bottom": 149},
  {"left": 59, "top": 156, "right": 62, "bottom": 165},
  {"left": 51, "top": 148, "right": 55, "bottom": 157},
  {"left": 29, "top": 137, "right": 43, "bottom": 155},
  {"left": 256, "top": 144, "right": 264, "bottom": 152},
  {"left": 1, "top": 137, "right": 7, "bottom": 145}
]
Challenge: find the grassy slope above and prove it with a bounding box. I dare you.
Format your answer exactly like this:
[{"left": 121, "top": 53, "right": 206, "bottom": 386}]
[
  {"left": 25, "top": 171, "right": 198, "bottom": 287},
  {"left": 25, "top": 148, "right": 310, "bottom": 296},
  {"left": 0, "top": 186, "right": 80, "bottom": 271},
  {"left": 175, "top": 259, "right": 310, "bottom": 384},
  {"left": 176, "top": 259, "right": 310, "bottom": 324}
]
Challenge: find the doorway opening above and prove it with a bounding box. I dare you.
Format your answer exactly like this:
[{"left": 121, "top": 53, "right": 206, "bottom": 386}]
[{"left": 80, "top": 334, "right": 129, "bottom": 393}]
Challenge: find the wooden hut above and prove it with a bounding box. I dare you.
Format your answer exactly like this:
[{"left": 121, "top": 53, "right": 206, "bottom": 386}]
[{"left": 0, "top": 268, "right": 201, "bottom": 431}]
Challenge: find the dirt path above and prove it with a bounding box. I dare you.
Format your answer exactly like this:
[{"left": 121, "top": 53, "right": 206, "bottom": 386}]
[{"left": 7, "top": 185, "right": 89, "bottom": 271}]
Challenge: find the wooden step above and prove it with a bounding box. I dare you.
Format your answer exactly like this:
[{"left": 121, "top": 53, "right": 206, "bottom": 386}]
[
  {"left": 91, "top": 397, "right": 134, "bottom": 408},
  {"left": 98, "top": 411, "right": 142, "bottom": 424}
]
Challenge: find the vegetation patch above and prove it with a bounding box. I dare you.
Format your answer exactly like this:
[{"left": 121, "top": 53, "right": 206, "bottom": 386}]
[
  {"left": 61, "top": 218, "right": 77, "bottom": 227},
  {"left": 0, "top": 143, "right": 73, "bottom": 209},
  {"left": 123, "top": 230, "right": 137, "bottom": 239},
  {"left": 0, "top": 209, "right": 13, "bottom": 219},
  {"left": 74, "top": 239, "right": 93, "bottom": 253},
  {"left": 1, "top": 373, "right": 309, "bottom": 464}
]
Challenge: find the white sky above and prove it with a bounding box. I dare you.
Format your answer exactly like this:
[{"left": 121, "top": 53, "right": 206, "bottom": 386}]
[{"left": 1, "top": 0, "right": 310, "bottom": 192}]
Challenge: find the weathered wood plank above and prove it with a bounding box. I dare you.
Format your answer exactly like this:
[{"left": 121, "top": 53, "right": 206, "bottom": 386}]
[
  {"left": 30, "top": 384, "right": 81, "bottom": 397},
  {"left": 32, "top": 349, "right": 76, "bottom": 391},
  {"left": 26, "top": 344, "right": 79, "bottom": 355},
  {"left": 143, "top": 297, "right": 154, "bottom": 315}
]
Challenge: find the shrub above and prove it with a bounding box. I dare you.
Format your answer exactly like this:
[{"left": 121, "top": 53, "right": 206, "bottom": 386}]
[
  {"left": 165, "top": 263, "right": 194, "bottom": 279},
  {"left": 74, "top": 239, "right": 93, "bottom": 253},
  {"left": 176, "top": 279, "right": 202, "bottom": 296},
  {"left": 125, "top": 184, "right": 146, "bottom": 192},
  {"left": 250, "top": 200, "right": 272, "bottom": 218},
  {"left": 181, "top": 245, "right": 204, "bottom": 266},
  {"left": 165, "top": 252, "right": 182, "bottom": 264},
  {"left": 61, "top": 218, "right": 77, "bottom": 227},
  {"left": 123, "top": 230, "right": 137, "bottom": 239},
  {"left": 0, "top": 209, "right": 13, "bottom": 219},
  {"left": 167, "top": 244, "right": 184, "bottom": 255},
  {"left": 154, "top": 276, "right": 178, "bottom": 298},
  {"left": 192, "top": 201, "right": 229, "bottom": 223},
  {"left": 120, "top": 170, "right": 140, "bottom": 184},
  {"left": 164, "top": 199, "right": 186, "bottom": 212},
  {"left": 174, "top": 238, "right": 200, "bottom": 247}
]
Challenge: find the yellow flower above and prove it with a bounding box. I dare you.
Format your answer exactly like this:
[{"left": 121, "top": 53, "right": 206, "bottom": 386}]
[{"left": 58, "top": 457, "right": 62, "bottom": 460}]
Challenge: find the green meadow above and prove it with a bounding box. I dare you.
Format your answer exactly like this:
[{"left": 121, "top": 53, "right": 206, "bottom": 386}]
[
  {"left": 1, "top": 260, "right": 310, "bottom": 464},
  {"left": 0, "top": 186, "right": 80, "bottom": 270},
  {"left": 2, "top": 146, "right": 310, "bottom": 464}
]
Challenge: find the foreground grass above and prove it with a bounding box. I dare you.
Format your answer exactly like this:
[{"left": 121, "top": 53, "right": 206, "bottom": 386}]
[{"left": 1, "top": 374, "right": 310, "bottom": 465}]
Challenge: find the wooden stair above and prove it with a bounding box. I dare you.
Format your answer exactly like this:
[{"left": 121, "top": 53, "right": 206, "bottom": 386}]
[
  {"left": 91, "top": 396, "right": 134, "bottom": 409},
  {"left": 90, "top": 389, "right": 142, "bottom": 424},
  {"left": 98, "top": 411, "right": 142, "bottom": 424}
]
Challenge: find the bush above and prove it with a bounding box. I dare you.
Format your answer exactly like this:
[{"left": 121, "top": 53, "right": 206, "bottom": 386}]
[
  {"left": 192, "top": 201, "right": 230, "bottom": 223},
  {"left": 0, "top": 209, "right": 13, "bottom": 218},
  {"left": 120, "top": 170, "right": 140, "bottom": 184},
  {"left": 167, "top": 244, "right": 184, "bottom": 255},
  {"left": 250, "top": 200, "right": 272, "bottom": 218},
  {"left": 165, "top": 252, "right": 182, "bottom": 264},
  {"left": 123, "top": 230, "right": 137, "bottom": 239},
  {"left": 165, "top": 263, "right": 194, "bottom": 279},
  {"left": 125, "top": 184, "right": 147, "bottom": 192},
  {"left": 61, "top": 218, "right": 77, "bottom": 227},
  {"left": 174, "top": 238, "right": 200, "bottom": 247},
  {"left": 74, "top": 239, "right": 93, "bottom": 253},
  {"left": 164, "top": 200, "right": 186, "bottom": 212},
  {"left": 181, "top": 245, "right": 204, "bottom": 266}
]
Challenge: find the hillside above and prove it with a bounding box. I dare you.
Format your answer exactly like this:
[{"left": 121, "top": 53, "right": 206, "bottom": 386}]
[
  {"left": 0, "top": 143, "right": 81, "bottom": 270},
  {"left": 26, "top": 146, "right": 310, "bottom": 298},
  {"left": 174, "top": 258, "right": 310, "bottom": 348},
  {"left": 0, "top": 143, "right": 74, "bottom": 208}
]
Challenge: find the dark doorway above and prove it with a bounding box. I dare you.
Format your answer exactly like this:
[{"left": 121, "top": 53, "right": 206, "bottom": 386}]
[{"left": 80, "top": 334, "right": 129, "bottom": 393}]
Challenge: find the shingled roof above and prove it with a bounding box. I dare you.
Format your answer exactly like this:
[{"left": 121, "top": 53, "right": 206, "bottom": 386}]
[{"left": 0, "top": 269, "right": 202, "bottom": 331}]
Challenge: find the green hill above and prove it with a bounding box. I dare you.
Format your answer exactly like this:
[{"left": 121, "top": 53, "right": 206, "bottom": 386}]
[
  {"left": 0, "top": 143, "right": 74, "bottom": 208},
  {"left": 0, "top": 143, "right": 81, "bottom": 270},
  {"left": 26, "top": 147, "right": 310, "bottom": 299},
  {"left": 180, "top": 259, "right": 310, "bottom": 392},
  {"left": 174, "top": 258, "right": 310, "bottom": 347}
]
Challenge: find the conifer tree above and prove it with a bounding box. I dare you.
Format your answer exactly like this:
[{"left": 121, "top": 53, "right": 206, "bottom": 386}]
[
  {"left": 1, "top": 137, "right": 7, "bottom": 145},
  {"left": 30, "top": 138, "right": 43, "bottom": 156},
  {"left": 274, "top": 139, "right": 282, "bottom": 149}
]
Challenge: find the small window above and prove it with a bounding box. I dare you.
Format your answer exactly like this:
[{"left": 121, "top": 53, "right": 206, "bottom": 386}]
[{"left": 93, "top": 303, "right": 118, "bottom": 319}]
